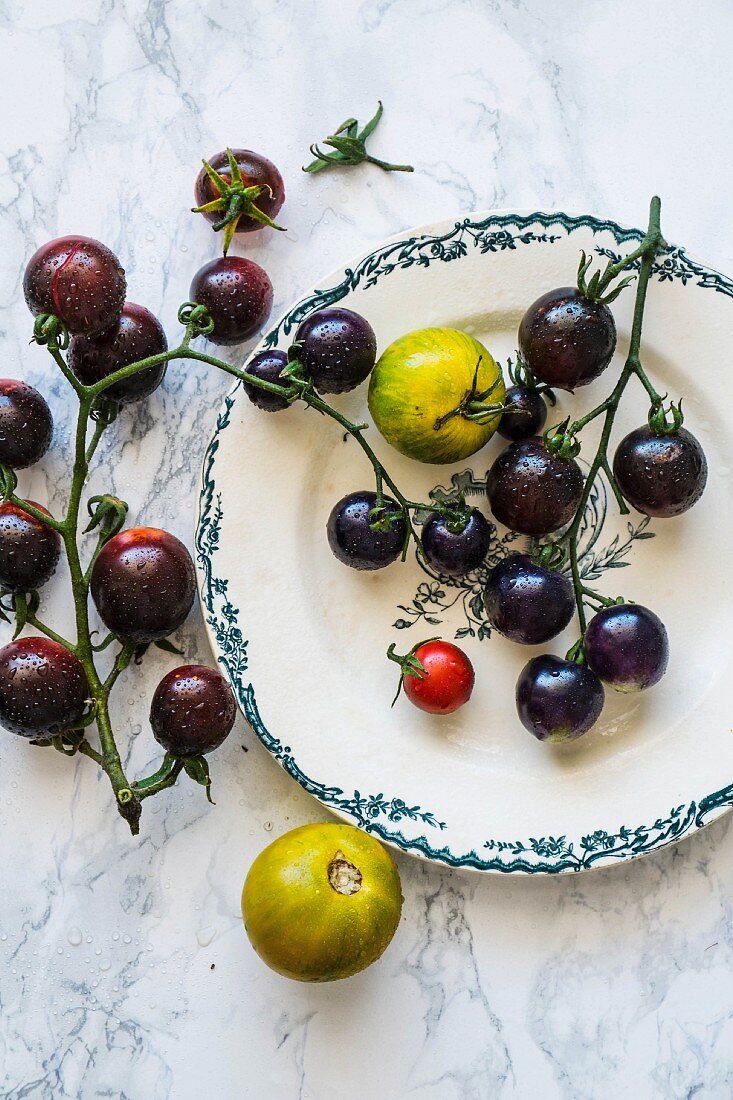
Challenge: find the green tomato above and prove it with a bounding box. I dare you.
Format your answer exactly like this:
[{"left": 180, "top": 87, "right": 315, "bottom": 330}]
[
  {"left": 368, "top": 327, "right": 504, "bottom": 464},
  {"left": 241, "top": 823, "right": 403, "bottom": 982}
]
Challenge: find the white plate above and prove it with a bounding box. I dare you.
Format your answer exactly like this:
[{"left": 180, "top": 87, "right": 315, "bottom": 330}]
[{"left": 195, "top": 210, "right": 733, "bottom": 874}]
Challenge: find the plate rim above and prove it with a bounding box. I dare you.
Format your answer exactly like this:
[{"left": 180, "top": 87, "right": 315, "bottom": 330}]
[{"left": 195, "top": 206, "right": 733, "bottom": 875}]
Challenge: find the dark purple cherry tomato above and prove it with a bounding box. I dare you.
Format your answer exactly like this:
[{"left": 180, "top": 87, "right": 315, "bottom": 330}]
[
  {"left": 584, "top": 603, "right": 669, "bottom": 692},
  {"left": 194, "top": 149, "right": 285, "bottom": 235},
  {"left": 484, "top": 553, "right": 574, "bottom": 645},
  {"left": 68, "top": 302, "right": 168, "bottom": 403},
  {"left": 518, "top": 287, "right": 616, "bottom": 390},
  {"left": 190, "top": 257, "right": 273, "bottom": 346},
  {"left": 90, "top": 528, "right": 196, "bottom": 643},
  {"left": 420, "top": 507, "right": 492, "bottom": 578},
  {"left": 0, "top": 637, "right": 89, "bottom": 738},
  {"left": 0, "top": 380, "right": 53, "bottom": 469},
  {"left": 613, "top": 426, "right": 707, "bottom": 518},
  {"left": 516, "top": 655, "right": 604, "bottom": 743},
  {"left": 293, "top": 308, "right": 377, "bottom": 395},
  {"left": 498, "top": 385, "right": 547, "bottom": 441},
  {"left": 23, "top": 235, "right": 126, "bottom": 336},
  {"left": 150, "top": 664, "right": 236, "bottom": 756},
  {"left": 402, "top": 640, "right": 474, "bottom": 715},
  {"left": 243, "top": 350, "right": 291, "bottom": 412},
  {"left": 487, "top": 437, "right": 584, "bottom": 536},
  {"left": 327, "top": 491, "right": 406, "bottom": 571},
  {"left": 0, "top": 501, "right": 61, "bottom": 592}
]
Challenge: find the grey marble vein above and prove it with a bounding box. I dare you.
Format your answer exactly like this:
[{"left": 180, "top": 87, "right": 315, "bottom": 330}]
[{"left": 2, "top": 1, "right": 733, "bottom": 1097}]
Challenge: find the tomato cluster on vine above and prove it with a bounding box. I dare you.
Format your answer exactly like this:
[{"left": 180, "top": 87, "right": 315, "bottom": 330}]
[
  {"left": 0, "top": 145, "right": 292, "bottom": 775},
  {"left": 0, "top": 151, "right": 710, "bottom": 826},
  {"left": 233, "top": 206, "right": 703, "bottom": 742}
]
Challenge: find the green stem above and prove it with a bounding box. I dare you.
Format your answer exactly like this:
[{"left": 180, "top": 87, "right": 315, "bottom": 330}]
[
  {"left": 365, "top": 155, "right": 414, "bottom": 173},
  {"left": 580, "top": 585, "right": 617, "bottom": 608},
  {"left": 77, "top": 739, "right": 104, "bottom": 766},
  {"left": 62, "top": 392, "right": 141, "bottom": 832},
  {"left": 133, "top": 757, "right": 184, "bottom": 799},
  {"left": 594, "top": 238, "right": 650, "bottom": 297},
  {"left": 6, "top": 496, "right": 64, "bottom": 532},
  {"left": 47, "top": 345, "right": 85, "bottom": 397},
  {"left": 27, "top": 201, "right": 664, "bottom": 831},
  {"left": 104, "top": 642, "right": 135, "bottom": 691},
  {"left": 562, "top": 196, "right": 664, "bottom": 635},
  {"left": 85, "top": 417, "right": 108, "bottom": 465},
  {"left": 24, "top": 609, "right": 77, "bottom": 652}
]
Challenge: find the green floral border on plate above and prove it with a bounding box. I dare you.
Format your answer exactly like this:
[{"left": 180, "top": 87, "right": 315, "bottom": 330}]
[{"left": 196, "top": 211, "right": 733, "bottom": 874}]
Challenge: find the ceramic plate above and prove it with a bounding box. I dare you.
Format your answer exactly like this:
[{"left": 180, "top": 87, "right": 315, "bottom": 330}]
[{"left": 195, "top": 210, "right": 733, "bottom": 874}]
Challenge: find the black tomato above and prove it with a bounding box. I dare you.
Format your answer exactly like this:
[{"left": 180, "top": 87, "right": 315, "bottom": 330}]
[
  {"left": 516, "top": 655, "right": 604, "bottom": 743},
  {"left": 90, "top": 528, "right": 196, "bottom": 643},
  {"left": 584, "top": 603, "right": 669, "bottom": 692},
  {"left": 327, "top": 491, "right": 406, "bottom": 570},
  {"left": 23, "top": 235, "right": 126, "bottom": 337},
  {"left": 68, "top": 302, "right": 168, "bottom": 403},
  {"left": 190, "top": 257, "right": 273, "bottom": 346},
  {"left": 150, "top": 664, "right": 237, "bottom": 756},
  {"left": 0, "top": 380, "right": 53, "bottom": 469},
  {"left": 243, "top": 350, "right": 291, "bottom": 412},
  {"left": 484, "top": 553, "right": 574, "bottom": 645},
  {"left": 518, "top": 287, "right": 616, "bottom": 390},
  {"left": 487, "top": 437, "right": 584, "bottom": 536},
  {"left": 613, "top": 426, "right": 707, "bottom": 517},
  {"left": 194, "top": 149, "right": 285, "bottom": 234},
  {"left": 0, "top": 501, "right": 61, "bottom": 592},
  {"left": 420, "top": 507, "right": 492, "bottom": 578},
  {"left": 293, "top": 308, "right": 377, "bottom": 395},
  {"left": 0, "top": 637, "right": 89, "bottom": 738},
  {"left": 498, "top": 385, "right": 548, "bottom": 441}
]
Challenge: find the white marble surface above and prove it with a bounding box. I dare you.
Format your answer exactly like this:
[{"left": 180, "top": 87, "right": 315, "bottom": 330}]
[{"left": 1, "top": 2, "right": 733, "bottom": 1097}]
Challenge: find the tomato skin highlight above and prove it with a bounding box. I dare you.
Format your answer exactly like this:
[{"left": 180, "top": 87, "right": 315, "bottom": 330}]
[
  {"left": 90, "top": 527, "right": 196, "bottom": 643},
  {"left": 404, "top": 641, "right": 475, "bottom": 714},
  {"left": 242, "top": 823, "right": 403, "bottom": 982},
  {"left": 0, "top": 500, "right": 61, "bottom": 593},
  {"left": 0, "top": 380, "right": 53, "bottom": 470},
  {"left": 23, "top": 235, "right": 126, "bottom": 337}
]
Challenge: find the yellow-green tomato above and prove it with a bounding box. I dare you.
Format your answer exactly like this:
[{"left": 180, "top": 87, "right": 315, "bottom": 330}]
[
  {"left": 241, "top": 823, "right": 403, "bottom": 982},
  {"left": 368, "top": 327, "right": 504, "bottom": 464}
]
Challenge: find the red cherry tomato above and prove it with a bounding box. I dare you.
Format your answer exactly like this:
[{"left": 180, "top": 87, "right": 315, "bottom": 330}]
[{"left": 399, "top": 640, "right": 474, "bottom": 715}]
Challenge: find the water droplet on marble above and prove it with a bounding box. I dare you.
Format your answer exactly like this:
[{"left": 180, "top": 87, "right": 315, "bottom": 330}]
[{"left": 197, "top": 927, "right": 216, "bottom": 947}]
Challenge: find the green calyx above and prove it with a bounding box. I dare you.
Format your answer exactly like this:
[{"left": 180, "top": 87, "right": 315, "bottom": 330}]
[
  {"left": 386, "top": 638, "right": 437, "bottom": 706},
  {"left": 84, "top": 494, "right": 128, "bottom": 540},
  {"left": 576, "top": 199, "right": 666, "bottom": 307},
  {"left": 648, "top": 398, "right": 684, "bottom": 435},
  {"left": 303, "top": 101, "right": 414, "bottom": 175},
  {"left": 577, "top": 250, "right": 637, "bottom": 305},
  {"left": 368, "top": 504, "right": 405, "bottom": 534},
  {"left": 32, "top": 313, "right": 70, "bottom": 351},
  {"left": 564, "top": 638, "right": 587, "bottom": 666},
  {"left": 543, "top": 419, "right": 581, "bottom": 460},
  {"left": 508, "top": 353, "right": 557, "bottom": 406},
  {"left": 192, "top": 149, "right": 285, "bottom": 255},
  {"left": 434, "top": 358, "right": 505, "bottom": 430},
  {"left": 441, "top": 500, "right": 472, "bottom": 536},
  {"left": 0, "top": 464, "right": 18, "bottom": 501},
  {"left": 532, "top": 541, "right": 567, "bottom": 572}
]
